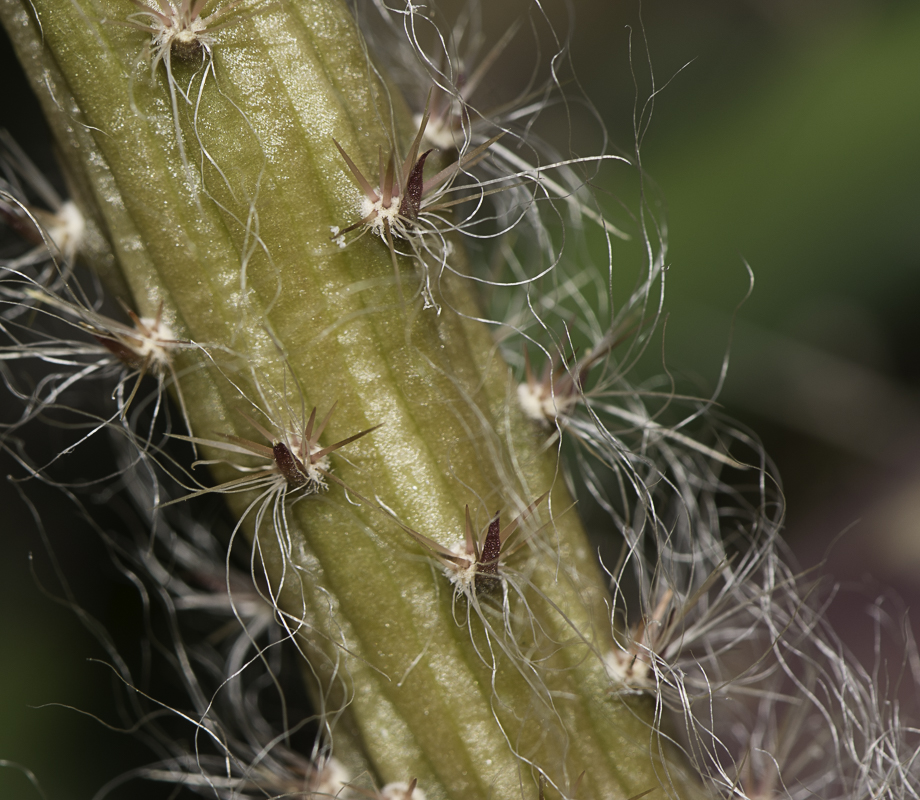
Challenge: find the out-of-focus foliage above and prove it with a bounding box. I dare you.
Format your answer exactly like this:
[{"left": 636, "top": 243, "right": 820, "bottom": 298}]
[{"left": 582, "top": 0, "right": 920, "bottom": 674}]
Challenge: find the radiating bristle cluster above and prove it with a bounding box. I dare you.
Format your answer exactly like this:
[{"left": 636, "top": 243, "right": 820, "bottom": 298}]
[
  {"left": 122, "top": 0, "right": 244, "bottom": 73},
  {"left": 1, "top": 131, "right": 85, "bottom": 295}
]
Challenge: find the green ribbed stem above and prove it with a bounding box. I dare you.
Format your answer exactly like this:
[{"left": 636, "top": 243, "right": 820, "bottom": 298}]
[{"left": 0, "top": 0, "right": 698, "bottom": 796}]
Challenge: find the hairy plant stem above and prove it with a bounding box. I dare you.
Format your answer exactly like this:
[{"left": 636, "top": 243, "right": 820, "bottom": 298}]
[{"left": 1, "top": 0, "right": 697, "bottom": 796}]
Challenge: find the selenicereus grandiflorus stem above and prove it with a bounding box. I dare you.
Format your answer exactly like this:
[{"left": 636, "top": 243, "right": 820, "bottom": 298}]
[
  {"left": 0, "top": 0, "right": 701, "bottom": 797},
  {"left": 5, "top": 1, "right": 916, "bottom": 800}
]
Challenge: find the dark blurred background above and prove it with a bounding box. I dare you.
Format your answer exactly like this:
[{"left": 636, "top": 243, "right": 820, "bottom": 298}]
[
  {"left": 576, "top": 0, "right": 920, "bottom": 677},
  {"left": 2, "top": 0, "right": 919, "bottom": 796}
]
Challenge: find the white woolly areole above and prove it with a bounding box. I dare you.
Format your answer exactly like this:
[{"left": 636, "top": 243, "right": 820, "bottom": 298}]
[
  {"left": 284, "top": 429, "right": 331, "bottom": 491},
  {"left": 305, "top": 454, "right": 331, "bottom": 489},
  {"left": 135, "top": 317, "right": 176, "bottom": 368},
  {"left": 413, "top": 111, "right": 461, "bottom": 151},
  {"left": 445, "top": 543, "right": 477, "bottom": 592},
  {"left": 603, "top": 647, "right": 652, "bottom": 693},
  {"left": 49, "top": 200, "right": 85, "bottom": 254},
  {"left": 380, "top": 781, "right": 427, "bottom": 800},
  {"left": 362, "top": 193, "right": 402, "bottom": 237},
  {"left": 312, "top": 756, "right": 351, "bottom": 796},
  {"left": 153, "top": 16, "right": 210, "bottom": 56},
  {"left": 517, "top": 381, "right": 574, "bottom": 425}
]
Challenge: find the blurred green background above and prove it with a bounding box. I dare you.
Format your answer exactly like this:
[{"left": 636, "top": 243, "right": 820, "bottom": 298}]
[
  {"left": 2, "top": 0, "right": 919, "bottom": 796},
  {"left": 583, "top": 0, "right": 920, "bottom": 682}
]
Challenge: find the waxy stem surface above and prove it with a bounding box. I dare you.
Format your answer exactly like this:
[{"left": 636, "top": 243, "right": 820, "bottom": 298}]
[{"left": 0, "top": 0, "right": 698, "bottom": 796}]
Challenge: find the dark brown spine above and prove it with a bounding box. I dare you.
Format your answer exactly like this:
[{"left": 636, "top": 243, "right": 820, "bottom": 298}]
[{"left": 272, "top": 441, "right": 308, "bottom": 488}]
